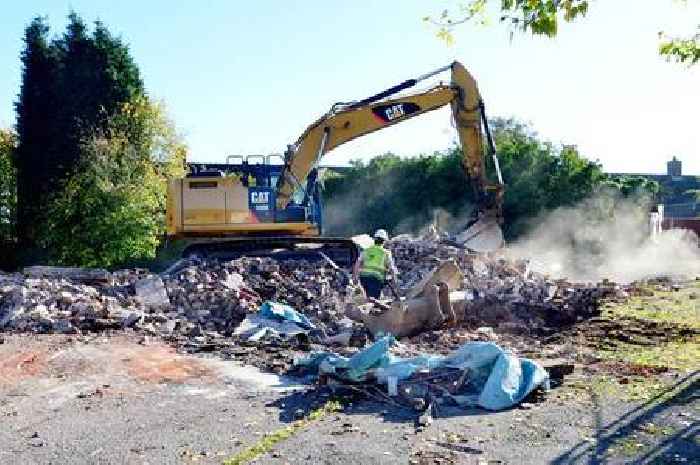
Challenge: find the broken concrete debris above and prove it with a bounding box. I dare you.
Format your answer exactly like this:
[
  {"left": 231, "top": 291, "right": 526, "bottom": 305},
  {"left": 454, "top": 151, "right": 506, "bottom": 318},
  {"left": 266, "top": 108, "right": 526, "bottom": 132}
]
[
  {"left": 350, "top": 235, "right": 630, "bottom": 337},
  {"left": 1, "top": 234, "right": 630, "bottom": 343},
  {"left": 0, "top": 232, "right": 641, "bottom": 406},
  {"left": 0, "top": 257, "right": 351, "bottom": 340},
  {"left": 134, "top": 276, "right": 170, "bottom": 309},
  {"left": 22, "top": 266, "right": 112, "bottom": 284}
]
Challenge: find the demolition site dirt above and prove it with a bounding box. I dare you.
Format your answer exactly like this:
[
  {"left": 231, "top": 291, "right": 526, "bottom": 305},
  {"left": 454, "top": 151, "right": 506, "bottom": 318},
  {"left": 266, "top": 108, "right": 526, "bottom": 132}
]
[
  {"left": 1, "top": 283, "right": 698, "bottom": 464},
  {"left": 1, "top": 236, "right": 698, "bottom": 464}
]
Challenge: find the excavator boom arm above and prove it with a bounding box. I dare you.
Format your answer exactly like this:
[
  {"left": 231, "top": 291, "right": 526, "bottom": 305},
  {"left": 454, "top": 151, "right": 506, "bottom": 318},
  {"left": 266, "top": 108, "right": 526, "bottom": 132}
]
[
  {"left": 277, "top": 85, "right": 455, "bottom": 208},
  {"left": 276, "top": 62, "right": 503, "bottom": 248}
]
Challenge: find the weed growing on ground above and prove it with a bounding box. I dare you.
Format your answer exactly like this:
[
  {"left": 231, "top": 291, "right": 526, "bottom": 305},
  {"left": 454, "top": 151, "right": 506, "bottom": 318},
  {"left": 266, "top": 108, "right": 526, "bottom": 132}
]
[{"left": 222, "top": 400, "right": 342, "bottom": 465}]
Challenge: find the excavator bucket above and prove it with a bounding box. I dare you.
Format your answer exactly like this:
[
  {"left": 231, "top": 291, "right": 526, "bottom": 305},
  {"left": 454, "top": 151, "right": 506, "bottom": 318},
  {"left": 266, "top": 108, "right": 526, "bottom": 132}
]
[{"left": 455, "top": 216, "right": 504, "bottom": 253}]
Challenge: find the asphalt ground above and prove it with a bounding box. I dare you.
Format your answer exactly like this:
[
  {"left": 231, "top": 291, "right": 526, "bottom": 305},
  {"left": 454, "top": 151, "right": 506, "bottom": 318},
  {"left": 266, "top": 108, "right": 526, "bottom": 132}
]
[{"left": 0, "top": 334, "right": 697, "bottom": 465}]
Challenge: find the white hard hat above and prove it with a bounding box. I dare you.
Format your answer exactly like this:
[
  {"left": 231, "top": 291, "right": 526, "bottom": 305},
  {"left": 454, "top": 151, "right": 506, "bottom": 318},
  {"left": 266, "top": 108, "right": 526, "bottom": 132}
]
[{"left": 374, "top": 229, "right": 389, "bottom": 241}]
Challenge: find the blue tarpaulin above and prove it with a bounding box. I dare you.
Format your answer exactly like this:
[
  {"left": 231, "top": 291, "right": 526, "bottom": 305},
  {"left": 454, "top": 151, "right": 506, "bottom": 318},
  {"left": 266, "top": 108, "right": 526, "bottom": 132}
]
[
  {"left": 296, "top": 335, "right": 396, "bottom": 382},
  {"left": 259, "top": 301, "right": 315, "bottom": 330},
  {"left": 296, "top": 339, "right": 549, "bottom": 411},
  {"left": 234, "top": 301, "right": 316, "bottom": 341}
]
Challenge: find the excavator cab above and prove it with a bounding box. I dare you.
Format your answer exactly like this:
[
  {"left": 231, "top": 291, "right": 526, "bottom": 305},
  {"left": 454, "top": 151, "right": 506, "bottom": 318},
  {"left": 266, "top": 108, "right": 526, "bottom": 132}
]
[
  {"left": 177, "top": 155, "right": 320, "bottom": 230},
  {"left": 167, "top": 155, "right": 356, "bottom": 264}
]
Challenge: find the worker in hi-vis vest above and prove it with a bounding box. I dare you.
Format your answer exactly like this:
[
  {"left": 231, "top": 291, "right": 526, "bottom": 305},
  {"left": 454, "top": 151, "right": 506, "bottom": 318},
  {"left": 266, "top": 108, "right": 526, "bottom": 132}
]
[{"left": 353, "top": 229, "right": 398, "bottom": 299}]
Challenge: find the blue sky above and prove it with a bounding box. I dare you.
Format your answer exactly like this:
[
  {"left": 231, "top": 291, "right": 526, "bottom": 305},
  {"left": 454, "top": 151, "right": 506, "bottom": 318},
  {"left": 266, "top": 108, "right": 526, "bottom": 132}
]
[{"left": 1, "top": 1, "right": 699, "bottom": 174}]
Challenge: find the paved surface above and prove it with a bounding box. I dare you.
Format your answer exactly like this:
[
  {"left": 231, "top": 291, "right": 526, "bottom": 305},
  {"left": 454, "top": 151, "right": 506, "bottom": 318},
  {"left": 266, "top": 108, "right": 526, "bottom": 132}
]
[{"left": 0, "top": 334, "right": 697, "bottom": 464}]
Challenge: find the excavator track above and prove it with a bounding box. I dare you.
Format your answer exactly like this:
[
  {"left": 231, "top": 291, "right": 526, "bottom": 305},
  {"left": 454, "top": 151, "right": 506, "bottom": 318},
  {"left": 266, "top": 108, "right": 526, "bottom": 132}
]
[{"left": 181, "top": 236, "right": 359, "bottom": 267}]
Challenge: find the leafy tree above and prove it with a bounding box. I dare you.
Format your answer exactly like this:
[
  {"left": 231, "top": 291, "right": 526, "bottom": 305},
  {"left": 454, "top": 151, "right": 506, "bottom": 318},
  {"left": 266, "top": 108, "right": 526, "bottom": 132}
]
[
  {"left": 659, "top": 26, "right": 700, "bottom": 65},
  {"left": 15, "top": 13, "right": 144, "bottom": 252},
  {"left": 425, "top": 1, "right": 700, "bottom": 65},
  {"left": 0, "top": 129, "right": 17, "bottom": 250},
  {"left": 487, "top": 118, "right": 607, "bottom": 237},
  {"left": 603, "top": 175, "right": 660, "bottom": 199},
  {"left": 39, "top": 98, "right": 186, "bottom": 267},
  {"left": 14, "top": 16, "right": 54, "bottom": 249}
]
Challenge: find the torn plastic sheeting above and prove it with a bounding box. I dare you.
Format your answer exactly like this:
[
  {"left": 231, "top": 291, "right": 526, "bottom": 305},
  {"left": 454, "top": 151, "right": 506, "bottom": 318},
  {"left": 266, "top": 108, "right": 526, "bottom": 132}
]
[
  {"left": 234, "top": 313, "right": 309, "bottom": 341},
  {"left": 301, "top": 340, "right": 549, "bottom": 411},
  {"left": 345, "top": 335, "right": 395, "bottom": 381},
  {"left": 415, "top": 342, "right": 549, "bottom": 410},
  {"left": 478, "top": 352, "right": 548, "bottom": 411},
  {"left": 443, "top": 340, "right": 504, "bottom": 368},
  {"left": 406, "top": 342, "right": 549, "bottom": 411},
  {"left": 375, "top": 341, "right": 502, "bottom": 386},
  {"left": 375, "top": 355, "right": 443, "bottom": 384},
  {"left": 259, "top": 301, "right": 315, "bottom": 330},
  {"left": 296, "top": 335, "right": 396, "bottom": 382}
]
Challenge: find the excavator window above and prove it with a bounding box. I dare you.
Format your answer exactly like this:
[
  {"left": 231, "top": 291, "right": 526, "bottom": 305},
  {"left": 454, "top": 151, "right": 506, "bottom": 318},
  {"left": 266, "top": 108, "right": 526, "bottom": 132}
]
[
  {"left": 267, "top": 155, "right": 284, "bottom": 166},
  {"left": 291, "top": 187, "right": 305, "bottom": 205},
  {"left": 247, "top": 155, "right": 265, "bottom": 165}
]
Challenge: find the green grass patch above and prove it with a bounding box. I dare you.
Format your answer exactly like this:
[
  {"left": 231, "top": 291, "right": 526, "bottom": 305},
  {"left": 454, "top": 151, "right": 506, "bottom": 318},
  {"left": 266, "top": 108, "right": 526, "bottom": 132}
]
[
  {"left": 638, "top": 422, "right": 674, "bottom": 437},
  {"left": 568, "top": 370, "right": 697, "bottom": 404},
  {"left": 567, "top": 375, "right": 671, "bottom": 403},
  {"left": 608, "top": 436, "right": 649, "bottom": 457},
  {"left": 606, "top": 423, "right": 675, "bottom": 459},
  {"left": 597, "top": 340, "right": 700, "bottom": 372},
  {"left": 597, "top": 283, "right": 700, "bottom": 373},
  {"left": 604, "top": 283, "right": 700, "bottom": 329},
  {"left": 222, "top": 400, "right": 342, "bottom": 465},
  {"left": 622, "top": 379, "right": 673, "bottom": 402}
]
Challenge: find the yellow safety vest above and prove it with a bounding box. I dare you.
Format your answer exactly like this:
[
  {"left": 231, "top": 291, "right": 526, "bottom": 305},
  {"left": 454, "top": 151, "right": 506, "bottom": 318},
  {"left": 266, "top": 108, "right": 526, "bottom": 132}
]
[{"left": 360, "top": 245, "right": 387, "bottom": 281}]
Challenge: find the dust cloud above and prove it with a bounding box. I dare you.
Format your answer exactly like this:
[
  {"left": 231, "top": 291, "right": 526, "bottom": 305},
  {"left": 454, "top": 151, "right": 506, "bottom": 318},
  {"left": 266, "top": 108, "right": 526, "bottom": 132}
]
[
  {"left": 507, "top": 194, "right": 700, "bottom": 283},
  {"left": 394, "top": 206, "right": 475, "bottom": 236},
  {"left": 323, "top": 172, "right": 401, "bottom": 236},
  {"left": 323, "top": 169, "right": 474, "bottom": 237}
]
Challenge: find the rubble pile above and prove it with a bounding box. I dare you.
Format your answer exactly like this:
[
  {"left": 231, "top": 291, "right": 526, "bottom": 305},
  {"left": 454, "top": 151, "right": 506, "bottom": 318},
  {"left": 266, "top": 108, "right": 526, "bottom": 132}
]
[
  {"left": 0, "top": 257, "right": 352, "bottom": 339},
  {"left": 389, "top": 233, "right": 454, "bottom": 290},
  {"left": 0, "top": 272, "right": 145, "bottom": 333},
  {"left": 459, "top": 254, "right": 624, "bottom": 328},
  {"left": 388, "top": 235, "right": 627, "bottom": 332},
  {"left": 1, "top": 234, "right": 628, "bottom": 344}
]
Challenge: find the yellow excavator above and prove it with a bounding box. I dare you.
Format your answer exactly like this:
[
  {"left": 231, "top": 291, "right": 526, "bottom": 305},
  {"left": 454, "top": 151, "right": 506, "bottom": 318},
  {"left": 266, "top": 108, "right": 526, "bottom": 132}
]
[{"left": 166, "top": 61, "right": 504, "bottom": 264}]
